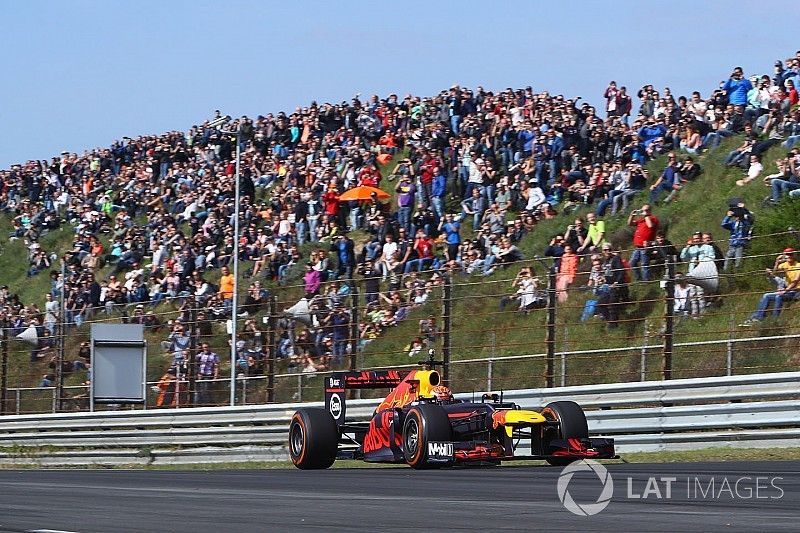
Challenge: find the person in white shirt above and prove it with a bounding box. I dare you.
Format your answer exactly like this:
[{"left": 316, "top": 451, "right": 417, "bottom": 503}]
[{"left": 736, "top": 154, "right": 764, "bottom": 186}]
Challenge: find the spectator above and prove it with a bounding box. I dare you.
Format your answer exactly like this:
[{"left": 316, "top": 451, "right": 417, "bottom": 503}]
[
  {"left": 741, "top": 248, "right": 800, "bottom": 325},
  {"left": 461, "top": 188, "right": 486, "bottom": 231},
  {"left": 439, "top": 213, "right": 462, "bottom": 262},
  {"left": 578, "top": 212, "right": 606, "bottom": 254},
  {"left": 722, "top": 66, "right": 754, "bottom": 108},
  {"left": 597, "top": 243, "right": 625, "bottom": 328},
  {"left": 628, "top": 204, "right": 659, "bottom": 281},
  {"left": 649, "top": 153, "right": 682, "bottom": 204},
  {"left": 195, "top": 342, "right": 220, "bottom": 406},
  {"left": 395, "top": 174, "right": 416, "bottom": 232},
  {"left": 736, "top": 154, "right": 764, "bottom": 186},
  {"left": 721, "top": 207, "right": 753, "bottom": 271},
  {"left": 218, "top": 266, "right": 234, "bottom": 314}
]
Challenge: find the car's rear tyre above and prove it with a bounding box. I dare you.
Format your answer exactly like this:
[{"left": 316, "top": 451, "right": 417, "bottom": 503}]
[
  {"left": 403, "top": 404, "right": 452, "bottom": 469},
  {"left": 542, "top": 401, "right": 589, "bottom": 466},
  {"left": 289, "top": 408, "right": 338, "bottom": 469}
]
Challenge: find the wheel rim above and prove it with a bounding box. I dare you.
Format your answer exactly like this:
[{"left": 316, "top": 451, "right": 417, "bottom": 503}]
[
  {"left": 405, "top": 417, "right": 419, "bottom": 456},
  {"left": 290, "top": 422, "right": 305, "bottom": 458}
]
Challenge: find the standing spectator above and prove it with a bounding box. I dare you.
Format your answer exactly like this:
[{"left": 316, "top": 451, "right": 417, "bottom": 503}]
[
  {"left": 721, "top": 207, "right": 753, "bottom": 271},
  {"left": 722, "top": 66, "right": 754, "bottom": 108},
  {"left": 195, "top": 342, "right": 219, "bottom": 406},
  {"left": 627, "top": 204, "right": 659, "bottom": 281},
  {"left": 598, "top": 243, "right": 625, "bottom": 328},
  {"left": 324, "top": 304, "right": 350, "bottom": 365},
  {"left": 331, "top": 233, "right": 356, "bottom": 281},
  {"left": 395, "top": 174, "right": 416, "bottom": 232},
  {"left": 604, "top": 81, "right": 619, "bottom": 118},
  {"left": 439, "top": 213, "right": 462, "bottom": 261},
  {"left": 43, "top": 293, "right": 58, "bottom": 335},
  {"left": 303, "top": 263, "right": 322, "bottom": 298},
  {"left": 556, "top": 245, "right": 578, "bottom": 302},
  {"left": 218, "top": 266, "right": 234, "bottom": 315}
]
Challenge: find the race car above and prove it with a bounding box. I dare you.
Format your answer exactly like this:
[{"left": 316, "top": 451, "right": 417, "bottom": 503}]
[{"left": 288, "top": 355, "right": 615, "bottom": 469}]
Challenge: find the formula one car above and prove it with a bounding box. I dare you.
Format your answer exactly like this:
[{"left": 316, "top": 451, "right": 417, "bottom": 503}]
[{"left": 288, "top": 355, "right": 615, "bottom": 469}]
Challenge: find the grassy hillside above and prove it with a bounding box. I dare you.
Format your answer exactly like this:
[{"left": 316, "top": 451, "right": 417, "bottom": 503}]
[
  {"left": 3, "top": 138, "right": 799, "bottom": 408},
  {"left": 357, "top": 136, "right": 799, "bottom": 394}
]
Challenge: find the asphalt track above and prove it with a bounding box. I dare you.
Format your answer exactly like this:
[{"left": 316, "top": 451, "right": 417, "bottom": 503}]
[{"left": 0, "top": 461, "right": 797, "bottom": 532}]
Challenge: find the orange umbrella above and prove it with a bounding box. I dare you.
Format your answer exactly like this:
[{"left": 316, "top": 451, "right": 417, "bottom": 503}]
[{"left": 338, "top": 185, "right": 390, "bottom": 202}]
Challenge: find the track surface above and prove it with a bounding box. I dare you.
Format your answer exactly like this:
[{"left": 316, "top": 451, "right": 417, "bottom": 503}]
[{"left": 0, "top": 461, "right": 797, "bottom": 532}]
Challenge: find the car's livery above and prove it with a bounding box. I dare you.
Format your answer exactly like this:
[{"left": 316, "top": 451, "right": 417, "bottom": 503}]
[{"left": 288, "top": 357, "right": 616, "bottom": 469}]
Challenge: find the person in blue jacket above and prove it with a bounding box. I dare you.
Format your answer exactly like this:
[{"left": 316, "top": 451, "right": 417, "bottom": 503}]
[
  {"left": 722, "top": 66, "right": 754, "bottom": 107},
  {"left": 721, "top": 206, "right": 753, "bottom": 271}
]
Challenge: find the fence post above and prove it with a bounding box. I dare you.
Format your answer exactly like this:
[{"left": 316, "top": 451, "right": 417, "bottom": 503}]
[
  {"left": 545, "top": 267, "right": 557, "bottom": 388},
  {"left": 640, "top": 319, "right": 649, "bottom": 382},
  {"left": 487, "top": 359, "right": 493, "bottom": 392},
  {"left": 55, "top": 260, "right": 66, "bottom": 413},
  {"left": 349, "top": 285, "right": 359, "bottom": 373},
  {"left": 663, "top": 260, "right": 675, "bottom": 380},
  {"left": 0, "top": 323, "right": 7, "bottom": 415},
  {"left": 188, "top": 297, "right": 198, "bottom": 407},
  {"left": 560, "top": 323, "right": 567, "bottom": 388},
  {"left": 726, "top": 317, "right": 734, "bottom": 377},
  {"left": 441, "top": 274, "right": 452, "bottom": 386},
  {"left": 266, "top": 295, "right": 277, "bottom": 403}
]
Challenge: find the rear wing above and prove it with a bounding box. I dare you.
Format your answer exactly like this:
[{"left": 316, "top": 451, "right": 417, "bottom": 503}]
[{"left": 325, "top": 370, "right": 407, "bottom": 426}]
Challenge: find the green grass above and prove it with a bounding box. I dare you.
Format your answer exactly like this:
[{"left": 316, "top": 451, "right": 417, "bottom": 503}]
[{"left": 3, "top": 446, "right": 798, "bottom": 470}]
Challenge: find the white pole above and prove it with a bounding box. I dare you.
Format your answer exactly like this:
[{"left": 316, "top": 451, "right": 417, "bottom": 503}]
[{"left": 230, "top": 128, "right": 242, "bottom": 406}]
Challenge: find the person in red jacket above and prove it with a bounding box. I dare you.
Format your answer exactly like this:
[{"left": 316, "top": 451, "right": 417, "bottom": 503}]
[
  {"left": 322, "top": 183, "right": 340, "bottom": 217},
  {"left": 628, "top": 203, "right": 659, "bottom": 281}
]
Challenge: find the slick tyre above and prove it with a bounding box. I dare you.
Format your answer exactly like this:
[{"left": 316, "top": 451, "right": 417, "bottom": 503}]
[
  {"left": 289, "top": 408, "right": 338, "bottom": 469},
  {"left": 403, "top": 404, "right": 453, "bottom": 469},
  {"left": 542, "top": 401, "right": 589, "bottom": 467}
]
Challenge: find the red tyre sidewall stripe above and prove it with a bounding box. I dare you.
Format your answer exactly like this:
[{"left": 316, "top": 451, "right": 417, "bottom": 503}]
[
  {"left": 408, "top": 410, "right": 424, "bottom": 467},
  {"left": 291, "top": 413, "right": 307, "bottom": 465}
]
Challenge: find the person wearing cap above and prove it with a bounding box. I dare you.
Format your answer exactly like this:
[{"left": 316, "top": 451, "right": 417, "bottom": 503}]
[{"left": 741, "top": 248, "right": 800, "bottom": 325}]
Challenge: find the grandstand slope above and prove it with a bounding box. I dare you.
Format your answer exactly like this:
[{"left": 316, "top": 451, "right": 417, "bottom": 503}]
[{"left": 2, "top": 139, "right": 798, "bottom": 402}]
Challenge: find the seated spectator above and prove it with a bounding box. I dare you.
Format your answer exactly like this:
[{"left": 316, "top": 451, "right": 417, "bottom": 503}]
[
  {"left": 741, "top": 248, "right": 800, "bottom": 325},
  {"left": 735, "top": 154, "right": 765, "bottom": 187},
  {"left": 461, "top": 188, "right": 486, "bottom": 231},
  {"left": 674, "top": 273, "right": 700, "bottom": 319},
  {"left": 761, "top": 155, "right": 799, "bottom": 204},
  {"left": 649, "top": 154, "right": 682, "bottom": 204}
]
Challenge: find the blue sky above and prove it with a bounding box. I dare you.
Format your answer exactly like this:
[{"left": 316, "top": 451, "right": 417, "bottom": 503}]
[{"left": 1, "top": 0, "right": 797, "bottom": 167}]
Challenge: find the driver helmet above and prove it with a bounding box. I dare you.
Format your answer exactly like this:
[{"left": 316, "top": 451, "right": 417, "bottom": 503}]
[{"left": 431, "top": 385, "right": 453, "bottom": 401}]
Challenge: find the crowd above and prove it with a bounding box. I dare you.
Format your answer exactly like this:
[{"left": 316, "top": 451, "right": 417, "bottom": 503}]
[{"left": 3, "top": 49, "right": 800, "bottom": 391}]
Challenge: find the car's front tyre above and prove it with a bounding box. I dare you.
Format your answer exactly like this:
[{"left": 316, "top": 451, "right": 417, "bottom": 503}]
[
  {"left": 403, "top": 404, "right": 453, "bottom": 469},
  {"left": 542, "top": 401, "right": 589, "bottom": 466}
]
